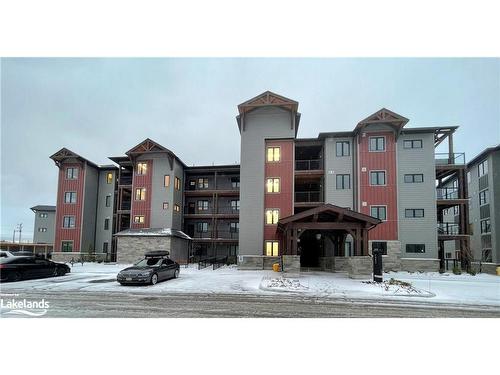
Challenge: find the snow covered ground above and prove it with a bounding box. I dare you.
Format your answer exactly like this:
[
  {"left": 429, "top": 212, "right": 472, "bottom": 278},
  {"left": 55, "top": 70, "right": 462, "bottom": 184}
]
[{"left": 1, "top": 263, "right": 499, "bottom": 307}]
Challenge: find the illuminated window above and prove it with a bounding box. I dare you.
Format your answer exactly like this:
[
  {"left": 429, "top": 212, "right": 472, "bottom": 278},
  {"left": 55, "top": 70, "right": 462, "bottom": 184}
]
[
  {"left": 266, "top": 178, "right": 280, "bottom": 193},
  {"left": 66, "top": 167, "right": 78, "bottom": 179},
  {"left": 265, "top": 209, "right": 279, "bottom": 225},
  {"left": 175, "top": 177, "right": 181, "bottom": 191},
  {"left": 133, "top": 215, "right": 145, "bottom": 224},
  {"left": 137, "top": 162, "right": 147, "bottom": 175},
  {"left": 198, "top": 200, "right": 209, "bottom": 211},
  {"left": 135, "top": 188, "right": 146, "bottom": 201},
  {"left": 38, "top": 228, "right": 47, "bottom": 232},
  {"left": 106, "top": 172, "right": 113, "bottom": 184},
  {"left": 265, "top": 241, "right": 279, "bottom": 256},
  {"left": 231, "top": 200, "right": 240, "bottom": 211},
  {"left": 478, "top": 160, "right": 488, "bottom": 177},
  {"left": 174, "top": 204, "right": 180, "bottom": 213},
  {"left": 197, "top": 178, "right": 209, "bottom": 189},
  {"left": 162, "top": 202, "right": 169, "bottom": 210},
  {"left": 266, "top": 147, "right": 281, "bottom": 162},
  {"left": 164, "top": 175, "right": 170, "bottom": 187},
  {"left": 39, "top": 213, "right": 48, "bottom": 218}
]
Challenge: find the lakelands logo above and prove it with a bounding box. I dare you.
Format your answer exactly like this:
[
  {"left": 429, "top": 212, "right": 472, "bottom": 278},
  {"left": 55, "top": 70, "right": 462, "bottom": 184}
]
[{"left": 0, "top": 298, "right": 50, "bottom": 317}]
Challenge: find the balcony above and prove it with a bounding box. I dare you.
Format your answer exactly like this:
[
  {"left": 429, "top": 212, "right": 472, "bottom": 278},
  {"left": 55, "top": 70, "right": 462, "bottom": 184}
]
[
  {"left": 435, "top": 153, "right": 465, "bottom": 166},
  {"left": 295, "top": 191, "right": 322, "bottom": 203},
  {"left": 189, "top": 231, "right": 239, "bottom": 241},
  {"left": 118, "top": 176, "right": 133, "bottom": 185},
  {"left": 436, "top": 187, "right": 459, "bottom": 200},
  {"left": 437, "top": 222, "right": 460, "bottom": 235},
  {"left": 184, "top": 206, "right": 240, "bottom": 216},
  {"left": 295, "top": 159, "right": 323, "bottom": 171}
]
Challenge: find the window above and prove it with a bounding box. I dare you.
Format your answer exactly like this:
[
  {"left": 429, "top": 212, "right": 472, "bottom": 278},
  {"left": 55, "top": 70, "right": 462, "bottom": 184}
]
[
  {"left": 265, "top": 209, "right": 279, "bottom": 225},
  {"left": 336, "top": 141, "right": 350, "bottom": 157},
  {"left": 174, "top": 204, "right": 180, "bottom": 213},
  {"left": 266, "top": 178, "right": 280, "bottom": 193},
  {"left": 105, "top": 194, "right": 111, "bottom": 207},
  {"left": 164, "top": 175, "right": 170, "bottom": 187},
  {"left": 66, "top": 167, "right": 78, "bottom": 179},
  {"left": 481, "top": 249, "right": 492, "bottom": 262},
  {"left": 336, "top": 174, "right": 350, "bottom": 189},
  {"left": 175, "top": 177, "right": 181, "bottom": 191},
  {"left": 404, "top": 174, "right": 424, "bottom": 183},
  {"left": 266, "top": 147, "right": 281, "bottom": 162},
  {"left": 479, "top": 190, "right": 489, "bottom": 206},
  {"left": 467, "top": 171, "right": 471, "bottom": 184},
  {"left": 265, "top": 241, "right": 279, "bottom": 256},
  {"left": 371, "top": 242, "right": 387, "bottom": 255},
  {"left": 230, "top": 222, "right": 239, "bottom": 233},
  {"left": 370, "top": 171, "right": 386, "bottom": 186},
  {"left": 370, "top": 206, "right": 387, "bottom": 221},
  {"left": 135, "top": 188, "right": 146, "bottom": 201},
  {"left": 369, "top": 136, "right": 385, "bottom": 152},
  {"left": 229, "top": 244, "right": 239, "bottom": 256},
  {"left": 103, "top": 242, "right": 109, "bottom": 253},
  {"left": 64, "top": 191, "right": 77, "bottom": 203},
  {"left": 406, "top": 244, "right": 426, "bottom": 253},
  {"left": 104, "top": 218, "right": 110, "bottom": 230},
  {"left": 478, "top": 160, "right": 488, "bottom": 177},
  {"left": 231, "top": 177, "right": 240, "bottom": 188},
  {"left": 39, "top": 213, "right": 48, "bottom": 218},
  {"left": 197, "top": 222, "right": 208, "bottom": 232},
  {"left": 38, "top": 228, "right": 47, "bottom": 232},
  {"left": 106, "top": 172, "right": 113, "bottom": 184},
  {"left": 480, "top": 219, "right": 491, "bottom": 234},
  {"left": 403, "top": 139, "right": 423, "bottom": 149},
  {"left": 405, "top": 209, "right": 425, "bottom": 218},
  {"left": 133, "top": 215, "right": 145, "bottom": 224},
  {"left": 61, "top": 241, "right": 73, "bottom": 252},
  {"left": 197, "top": 178, "right": 209, "bottom": 189},
  {"left": 137, "top": 162, "right": 147, "bottom": 175},
  {"left": 63, "top": 216, "right": 75, "bottom": 228},
  {"left": 197, "top": 200, "right": 209, "bottom": 211},
  {"left": 231, "top": 200, "right": 240, "bottom": 211},
  {"left": 162, "top": 202, "right": 169, "bottom": 210}
]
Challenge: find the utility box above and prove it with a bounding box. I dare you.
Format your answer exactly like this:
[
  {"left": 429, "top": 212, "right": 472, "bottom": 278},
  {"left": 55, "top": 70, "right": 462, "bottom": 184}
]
[{"left": 372, "top": 248, "right": 383, "bottom": 283}]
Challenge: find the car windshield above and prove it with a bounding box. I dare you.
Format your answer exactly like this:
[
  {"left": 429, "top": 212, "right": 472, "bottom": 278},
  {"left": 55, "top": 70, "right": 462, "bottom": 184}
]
[{"left": 134, "top": 258, "right": 162, "bottom": 267}]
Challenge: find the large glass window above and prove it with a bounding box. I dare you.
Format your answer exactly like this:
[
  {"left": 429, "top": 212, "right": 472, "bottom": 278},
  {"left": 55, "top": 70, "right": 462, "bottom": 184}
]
[
  {"left": 336, "top": 141, "right": 350, "bottom": 157},
  {"left": 136, "top": 162, "right": 147, "bottom": 175},
  {"left": 478, "top": 160, "right": 488, "bottom": 177},
  {"left": 370, "top": 206, "right": 387, "bottom": 221},
  {"left": 266, "top": 178, "right": 280, "bottom": 193},
  {"left": 369, "top": 137, "right": 385, "bottom": 152},
  {"left": 197, "top": 178, "right": 209, "bottom": 189},
  {"left": 197, "top": 200, "right": 209, "bottom": 211},
  {"left": 265, "top": 241, "right": 279, "bottom": 256},
  {"left": 135, "top": 188, "right": 146, "bottom": 201},
  {"left": 336, "top": 174, "right": 350, "bottom": 189},
  {"left": 266, "top": 147, "right": 281, "bottom": 162},
  {"left": 370, "top": 171, "right": 386, "bottom": 186},
  {"left": 265, "top": 209, "right": 279, "bottom": 224},
  {"left": 63, "top": 216, "right": 75, "bottom": 228},
  {"left": 64, "top": 192, "right": 77, "bottom": 203},
  {"left": 66, "top": 167, "right": 78, "bottom": 179},
  {"left": 480, "top": 219, "right": 491, "bottom": 234}
]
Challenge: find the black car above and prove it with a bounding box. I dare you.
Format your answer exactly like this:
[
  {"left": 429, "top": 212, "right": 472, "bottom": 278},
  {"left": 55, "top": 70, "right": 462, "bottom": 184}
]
[
  {"left": 0, "top": 256, "right": 71, "bottom": 282},
  {"left": 117, "top": 251, "right": 180, "bottom": 285}
]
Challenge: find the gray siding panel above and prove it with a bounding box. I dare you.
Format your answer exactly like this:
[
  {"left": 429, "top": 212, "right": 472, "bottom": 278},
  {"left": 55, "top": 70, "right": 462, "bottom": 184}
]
[
  {"left": 81, "top": 164, "right": 99, "bottom": 252},
  {"left": 324, "top": 136, "right": 354, "bottom": 208},
  {"left": 239, "top": 106, "right": 295, "bottom": 256},
  {"left": 94, "top": 169, "right": 116, "bottom": 253},
  {"left": 33, "top": 211, "right": 55, "bottom": 244}
]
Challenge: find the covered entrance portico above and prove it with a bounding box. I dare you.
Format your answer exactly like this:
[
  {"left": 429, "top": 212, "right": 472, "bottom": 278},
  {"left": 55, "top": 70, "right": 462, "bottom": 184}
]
[{"left": 277, "top": 204, "right": 381, "bottom": 273}]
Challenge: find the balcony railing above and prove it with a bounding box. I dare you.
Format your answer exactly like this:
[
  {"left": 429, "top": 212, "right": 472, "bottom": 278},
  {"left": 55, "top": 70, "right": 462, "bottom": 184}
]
[
  {"left": 214, "top": 231, "right": 239, "bottom": 240},
  {"left": 435, "top": 153, "right": 465, "bottom": 166},
  {"left": 184, "top": 206, "right": 240, "bottom": 215},
  {"left": 119, "top": 201, "right": 131, "bottom": 211},
  {"left": 437, "top": 222, "right": 460, "bottom": 235},
  {"left": 295, "top": 159, "right": 323, "bottom": 171},
  {"left": 118, "top": 176, "right": 133, "bottom": 185},
  {"left": 436, "top": 187, "right": 459, "bottom": 200},
  {"left": 189, "top": 231, "right": 239, "bottom": 240},
  {"left": 295, "top": 191, "right": 322, "bottom": 203}
]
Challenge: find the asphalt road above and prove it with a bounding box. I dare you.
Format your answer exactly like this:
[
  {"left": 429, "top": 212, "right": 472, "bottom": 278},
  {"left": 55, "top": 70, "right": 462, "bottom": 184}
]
[{"left": 2, "top": 290, "right": 500, "bottom": 318}]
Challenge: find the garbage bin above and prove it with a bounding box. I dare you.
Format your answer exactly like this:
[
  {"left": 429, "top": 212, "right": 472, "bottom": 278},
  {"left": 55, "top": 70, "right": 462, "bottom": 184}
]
[
  {"left": 272, "top": 263, "right": 281, "bottom": 272},
  {"left": 496, "top": 266, "right": 500, "bottom": 276},
  {"left": 372, "top": 248, "right": 383, "bottom": 283}
]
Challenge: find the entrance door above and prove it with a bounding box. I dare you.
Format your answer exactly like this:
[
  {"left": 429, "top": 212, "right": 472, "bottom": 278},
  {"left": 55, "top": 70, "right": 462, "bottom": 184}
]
[{"left": 299, "top": 231, "right": 323, "bottom": 268}]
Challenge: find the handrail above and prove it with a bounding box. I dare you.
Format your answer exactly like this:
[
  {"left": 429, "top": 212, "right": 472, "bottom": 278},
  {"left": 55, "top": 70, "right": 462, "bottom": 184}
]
[
  {"left": 295, "top": 159, "right": 323, "bottom": 171},
  {"left": 435, "top": 152, "right": 465, "bottom": 165}
]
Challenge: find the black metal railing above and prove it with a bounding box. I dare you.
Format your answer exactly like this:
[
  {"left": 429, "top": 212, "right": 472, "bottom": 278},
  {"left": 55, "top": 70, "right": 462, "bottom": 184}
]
[
  {"left": 436, "top": 187, "right": 459, "bottom": 200},
  {"left": 212, "top": 256, "right": 228, "bottom": 270},
  {"left": 184, "top": 206, "right": 240, "bottom": 215},
  {"left": 120, "top": 201, "right": 131, "bottom": 210},
  {"left": 118, "top": 176, "right": 133, "bottom": 185},
  {"left": 437, "top": 222, "right": 460, "bottom": 235},
  {"left": 435, "top": 152, "right": 465, "bottom": 166},
  {"left": 198, "top": 257, "right": 215, "bottom": 270},
  {"left": 295, "top": 191, "right": 322, "bottom": 202},
  {"left": 214, "top": 231, "right": 239, "bottom": 239},
  {"left": 295, "top": 159, "right": 323, "bottom": 171}
]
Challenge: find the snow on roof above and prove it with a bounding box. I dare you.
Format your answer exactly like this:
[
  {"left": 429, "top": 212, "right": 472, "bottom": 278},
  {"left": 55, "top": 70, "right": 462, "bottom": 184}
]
[{"left": 114, "top": 228, "right": 192, "bottom": 240}]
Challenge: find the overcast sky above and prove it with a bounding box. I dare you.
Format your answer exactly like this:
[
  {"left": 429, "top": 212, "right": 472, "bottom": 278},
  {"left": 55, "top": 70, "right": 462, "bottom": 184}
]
[{"left": 1, "top": 58, "right": 499, "bottom": 241}]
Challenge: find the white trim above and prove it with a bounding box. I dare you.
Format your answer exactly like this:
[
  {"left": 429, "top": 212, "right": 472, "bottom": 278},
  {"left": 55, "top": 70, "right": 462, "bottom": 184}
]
[
  {"left": 369, "top": 169, "right": 387, "bottom": 186},
  {"left": 369, "top": 205, "right": 388, "bottom": 221},
  {"left": 368, "top": 135, "right": 386, "bottom": 152}
]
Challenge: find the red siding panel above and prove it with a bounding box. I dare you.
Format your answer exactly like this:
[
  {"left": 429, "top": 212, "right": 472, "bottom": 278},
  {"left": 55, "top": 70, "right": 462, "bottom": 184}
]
[
  {"left": 358, "top": 131, "right": 398, "bottom": 241},
  {"left": 131, "top": 160, "right": 153, "bottom": 228},
  {"left": 264, "top": 140, "right": 294, "bottom": 251},
  {"left": 54, "top": 162, "right": 85, "bottom": 251}
]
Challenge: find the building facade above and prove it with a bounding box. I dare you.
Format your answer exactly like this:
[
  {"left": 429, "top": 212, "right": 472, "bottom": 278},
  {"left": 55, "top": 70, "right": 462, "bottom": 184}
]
[
  {"left": 47, "top": 91, "right": 482, "bottom": 272},
  {"left": 31, "top": 205, "right": 56, "bottom": 244}
]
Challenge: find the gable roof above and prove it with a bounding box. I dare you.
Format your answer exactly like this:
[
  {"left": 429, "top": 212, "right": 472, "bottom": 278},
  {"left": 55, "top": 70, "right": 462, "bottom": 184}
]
[
  {"left": 278, "top": 204, "right": 381, "bottom": 228},
  {"left": 125, "top": 138, "right": 187, "bottom": 168},
  {"left": 30, "top": 205, "right": 56, "bottom": 212},
  {"left": 355, "top": 108, "right": 409, "bottom": 137},
  {"left": 49, "top": 147, "right": 99, "bottom": 168}
]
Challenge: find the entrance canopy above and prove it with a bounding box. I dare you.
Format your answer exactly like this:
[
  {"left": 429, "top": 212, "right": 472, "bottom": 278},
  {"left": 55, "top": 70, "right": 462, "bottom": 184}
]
[{"left": 277, "top": 204, "right": 381, "bottom": 256}]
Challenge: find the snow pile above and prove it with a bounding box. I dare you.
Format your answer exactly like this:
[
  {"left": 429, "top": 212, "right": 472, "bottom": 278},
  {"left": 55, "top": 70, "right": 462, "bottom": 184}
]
[
  {"left": 362, "top": 278, "right": 434, "bottom": 297},
  {"left": 261, "top": 276, "right": 308, "bottom": 292}
]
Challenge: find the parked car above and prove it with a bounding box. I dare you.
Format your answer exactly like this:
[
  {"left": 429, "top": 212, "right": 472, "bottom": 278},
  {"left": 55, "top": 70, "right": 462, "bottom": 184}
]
[
  {"left": 117, "top": 251, "right": 180, "bottom": 285},
  {"left": 0, "top": 256, "right": 71, "bottom": 282},
  {"left": 0, "top": 250, "right": 15, "bottom": 258}
]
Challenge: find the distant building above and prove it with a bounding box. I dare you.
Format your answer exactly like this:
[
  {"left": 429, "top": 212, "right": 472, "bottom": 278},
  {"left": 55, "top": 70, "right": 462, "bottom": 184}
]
[{"left": 30, "top": 205, "right": 56, "bottom": 244}]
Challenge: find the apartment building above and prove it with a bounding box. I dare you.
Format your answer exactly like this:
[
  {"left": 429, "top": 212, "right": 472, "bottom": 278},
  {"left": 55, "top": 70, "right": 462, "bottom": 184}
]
[
  {"left": 47, "top": 91, "right": 477, "bottom": 274},
  {"left": 31, "top": 205, "right": 56, "bottom": 244}
]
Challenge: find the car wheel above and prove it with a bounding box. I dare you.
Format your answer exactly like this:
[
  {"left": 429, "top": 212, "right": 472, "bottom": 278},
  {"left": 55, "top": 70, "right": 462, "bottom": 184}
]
[
  {"left": 150, "top": 273, "right": 158, "bottom": 285},
  {"left": 11, "top": 272, "right": 22, "bottom": 282},
  {"left": 174, "top": 269, "right": 179, "bottom": 279},
  {"left": 57, "top": 268, "right": 66, "bottom": 276}
]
